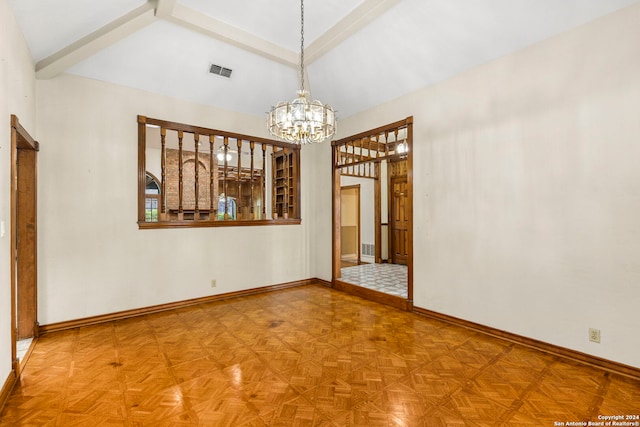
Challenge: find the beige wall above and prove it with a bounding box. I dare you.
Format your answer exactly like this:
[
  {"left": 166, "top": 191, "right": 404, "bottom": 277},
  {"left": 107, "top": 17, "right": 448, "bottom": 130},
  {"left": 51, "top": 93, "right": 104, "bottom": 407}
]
[
  {"left": 35, "top": 74, "right": 317, "bottom": 325},
  {"left": 334, "top": 3, "right": 640, "bottom": 367},
  {"left": 0, "top": 0, "right": 37, "bottom": 390}
]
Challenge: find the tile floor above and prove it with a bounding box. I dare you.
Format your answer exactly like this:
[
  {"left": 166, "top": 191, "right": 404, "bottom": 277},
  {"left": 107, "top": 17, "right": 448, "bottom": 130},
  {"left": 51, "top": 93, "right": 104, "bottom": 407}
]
[
  {"left": 16, "top": 338, "right": 32, "bottom": 361},
  {"left": 340, "top": 263, "right": 408, "bottom": 298}
]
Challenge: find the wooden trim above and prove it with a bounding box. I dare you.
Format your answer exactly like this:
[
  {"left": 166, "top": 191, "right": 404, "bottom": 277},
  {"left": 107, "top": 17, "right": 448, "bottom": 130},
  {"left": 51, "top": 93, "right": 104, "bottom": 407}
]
[
  {"left": 139, "top": 115, "right": 302, "bottom": 226},
  {"left": 9, "top": 114, "right": 39, "bottom": 388},
  {"left": 138, "top": 218, "right": 301, "bottom": 229},
  {"left": 9, "top": 117, "right": 17, "bottom": 391},
  {"left": 313, "top": 278, "right": 332, "bottom": 288},
  {"left": 413, "top": 306, "right": 640, "bottom": 381},
  {"left": 331, "top": 149, "right": 341, "bottom": 282},
  {"left": 334, "top": 279, "right": 410, "bottom": 311},
  {"left": 138, "top": 116, "right": 147, "bottom": 223},
  {"left": 138, "top": 115, "right": 297, "bottom": 150},
  {"left": 406, "top": 122, "right": 414, "bottom": 306},
  {"left": 11, "top": 115, "right": 39, "bottom": 151},
  {"left": 387, "top": 162, "right": 393, "bottom": 265},
  {"left": 374, "top": 176, "right": 381, "bottom": 263},
  {"left": 332, "top": 117, "right": 412, "bottom": 146},
  {"left": 332, "top": 117, "right": 414, "bottom": 309},
  {"left": 0, "top": 370, "right": 17, "bottom": 415},
  {"left": 39, "top": 279, "right": 324, "bottom": 334}
]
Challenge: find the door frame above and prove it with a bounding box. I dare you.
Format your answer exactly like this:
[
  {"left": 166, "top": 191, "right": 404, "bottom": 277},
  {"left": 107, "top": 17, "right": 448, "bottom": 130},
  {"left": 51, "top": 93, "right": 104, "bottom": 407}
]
[
  {"left": 10, "top": 115, "right": 39, "bottom": 374},
  {"left": 331, "top": 117, "right": 413, "bottom": 310}
]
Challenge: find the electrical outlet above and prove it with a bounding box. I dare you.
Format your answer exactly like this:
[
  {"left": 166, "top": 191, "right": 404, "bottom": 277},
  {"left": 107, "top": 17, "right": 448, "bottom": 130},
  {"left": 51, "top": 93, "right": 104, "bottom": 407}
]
[
  {"left": 588, "top": 328, "right": 601, "bottom": 343},
  {"left": 211, "top": 279, "right": 216, "bottom": 288}
]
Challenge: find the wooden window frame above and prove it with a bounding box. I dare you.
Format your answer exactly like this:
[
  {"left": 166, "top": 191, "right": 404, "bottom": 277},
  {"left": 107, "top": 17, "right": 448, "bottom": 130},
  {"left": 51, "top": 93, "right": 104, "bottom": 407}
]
[{"left": 138, "top": 115, "right": 301, "bottom": 229}]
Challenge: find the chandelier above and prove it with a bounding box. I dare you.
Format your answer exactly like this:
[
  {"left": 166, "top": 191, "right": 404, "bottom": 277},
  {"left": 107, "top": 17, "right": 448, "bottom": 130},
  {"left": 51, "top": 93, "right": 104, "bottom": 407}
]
[{"left": 268, "top": 0, "right": 336, "bottom": 144}]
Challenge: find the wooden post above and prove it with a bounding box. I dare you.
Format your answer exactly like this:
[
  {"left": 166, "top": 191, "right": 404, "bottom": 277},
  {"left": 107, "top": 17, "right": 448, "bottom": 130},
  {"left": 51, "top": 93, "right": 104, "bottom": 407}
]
[
  {"left": 194, "top": 133, "right": 200, "bottom": 220},
  {"left": 236, "top": 139, "right": 242, "bottom": 220},
  {"left": 223, "top": 137, "right": 229, "bottom": 220},
  {"left": 262, "top": 144, "right": 267, "bottom": 219},
  {"left": 160, "top": 128, "right": 167, "bottom": 220},
  {"left": 283, "top": 148, "right": 289, "bottom": 219},
  {"left": 178, "top": 130, "right": 184, "bottom": 220},
  {"left": 209, "top": 134, "right": 215, "bottom": 220},
  {"left": 137, "top": 116, "right": 146, "bottom": 223},
  {"left": 359, "top": 137, "right": 364, "bottom": 177},
  {"left": 250, "top": 142, "right": 255, "bottom": 219}
]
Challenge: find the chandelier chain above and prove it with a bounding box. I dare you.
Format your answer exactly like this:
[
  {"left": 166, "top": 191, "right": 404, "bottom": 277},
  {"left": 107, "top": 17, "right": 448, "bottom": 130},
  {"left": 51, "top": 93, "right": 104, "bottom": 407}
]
[{"left": 300, "top": 0, "right": 305, "bottom": 92}]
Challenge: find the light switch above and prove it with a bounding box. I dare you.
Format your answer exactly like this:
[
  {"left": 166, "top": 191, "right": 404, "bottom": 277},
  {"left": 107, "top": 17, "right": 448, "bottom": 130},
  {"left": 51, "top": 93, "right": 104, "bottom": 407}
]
[{"left": 0, "top": 220, "right": 5, "bottom": 238}]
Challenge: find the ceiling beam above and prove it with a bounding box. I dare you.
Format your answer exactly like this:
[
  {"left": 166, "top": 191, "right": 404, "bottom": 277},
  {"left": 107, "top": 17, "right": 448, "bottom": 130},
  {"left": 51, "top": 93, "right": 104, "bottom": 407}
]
[
  {"left": 167, "top": 3, "right": 299, "bottom": 68},
  {"left": 155, "top": 0, "right": 177, "bottom": 18},
  {"left": 33, "top": 0, "right": 394, "bottom": 80},
  {"left": 35, "top": 3, "right": 156, "bottom": 79},
  {"left": 305, "top": 0, "right": 401, "bottom": 64}
]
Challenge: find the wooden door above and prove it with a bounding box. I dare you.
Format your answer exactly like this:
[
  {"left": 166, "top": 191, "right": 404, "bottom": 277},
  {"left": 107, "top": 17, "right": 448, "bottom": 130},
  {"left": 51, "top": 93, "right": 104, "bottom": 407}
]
[{"left": 390, "top": 176, "right": 408, "bottom": 265}]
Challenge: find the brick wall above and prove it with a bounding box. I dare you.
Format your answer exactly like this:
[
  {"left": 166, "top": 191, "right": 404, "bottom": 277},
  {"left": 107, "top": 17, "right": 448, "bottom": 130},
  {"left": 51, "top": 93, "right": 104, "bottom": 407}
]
[{"left": 165, "top": 148, "right": 218, "bottom": 211}]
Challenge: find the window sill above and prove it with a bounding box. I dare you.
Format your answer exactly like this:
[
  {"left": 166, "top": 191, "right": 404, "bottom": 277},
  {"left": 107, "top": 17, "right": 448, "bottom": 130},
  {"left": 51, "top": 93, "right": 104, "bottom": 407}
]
[{"left": 138, "top": 218, "right": 301, "bottom": 229}]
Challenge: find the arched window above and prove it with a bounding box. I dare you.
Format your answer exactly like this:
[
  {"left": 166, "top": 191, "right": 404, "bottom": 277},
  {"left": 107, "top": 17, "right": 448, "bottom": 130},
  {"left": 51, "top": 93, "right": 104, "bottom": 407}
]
[{"left": 145, "top": 172, "right": 161, "bottom": 222}]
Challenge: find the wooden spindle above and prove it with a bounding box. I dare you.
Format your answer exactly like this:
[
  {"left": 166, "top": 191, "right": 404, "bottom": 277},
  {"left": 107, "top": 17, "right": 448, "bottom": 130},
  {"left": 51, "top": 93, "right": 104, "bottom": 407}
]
[
  {"left": 394, "top": 129, "right": 399, "bottom": 154},
  {"left": 160, "top": 128, "right": 166, "bottom": 219},
  {"left": 375, "top": 134, "right": 381, "bottom": 178},
  {"left": 209, "top": 135, "right": 215, "bottom": 220},
  {"left": 223, "top": 136, "right": 229, "bottom": 220},
  {"left": 262, "top": 144, "right": 267, "bottom": 219},
  {"left": 178, "top": 130, "right": 184, "bottom": 220},
  {"left": 236, "top": 139, "right": 242, "bottom": 220},
  {"left": 250, "top": 141, "right": 255, "bottom": 219},
  {"left": 384, "top": 131, "right": 390, "bottom": 158},
  {"left": 350, "top": 142, "right": 354, "bottom": 176},
  {"left": 283, "top": 147, "right": 289, "bottom": 219},
  {"left": 194, "top": 134, "right": 200, "bottom": 219}
]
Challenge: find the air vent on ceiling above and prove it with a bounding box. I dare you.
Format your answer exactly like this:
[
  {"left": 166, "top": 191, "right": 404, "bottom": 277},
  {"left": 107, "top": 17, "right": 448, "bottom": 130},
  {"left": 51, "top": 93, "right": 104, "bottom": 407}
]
[{"left": 209, "top": 64, "right": 232, "bottom": 78}]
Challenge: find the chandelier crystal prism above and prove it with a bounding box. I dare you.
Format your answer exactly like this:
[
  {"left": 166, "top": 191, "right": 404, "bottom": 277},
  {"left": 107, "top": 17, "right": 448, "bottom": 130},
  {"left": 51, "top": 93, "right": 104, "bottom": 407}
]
[{"left": 268, "top": 0, "right": 336, "bottom": 144}]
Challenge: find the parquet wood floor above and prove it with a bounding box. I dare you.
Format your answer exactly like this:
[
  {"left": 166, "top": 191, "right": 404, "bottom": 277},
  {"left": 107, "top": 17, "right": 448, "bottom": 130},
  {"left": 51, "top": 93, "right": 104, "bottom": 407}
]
[{"left": 2, "top": 285, "right": 639, "bottom": 426}]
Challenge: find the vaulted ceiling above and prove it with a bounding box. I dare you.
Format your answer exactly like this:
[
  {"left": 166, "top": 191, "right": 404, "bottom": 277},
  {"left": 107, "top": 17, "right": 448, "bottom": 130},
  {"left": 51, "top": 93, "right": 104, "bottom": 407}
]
[{"left": 9, "top": 0, "right": 640, "bottom": 120}]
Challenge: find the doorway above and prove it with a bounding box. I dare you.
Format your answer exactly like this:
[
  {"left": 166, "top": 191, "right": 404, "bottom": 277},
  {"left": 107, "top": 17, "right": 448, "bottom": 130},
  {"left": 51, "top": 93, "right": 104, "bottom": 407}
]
[
  {"left": 10, "top": 115, "right": 39, "bottom": 374},
  {"left": 340, "top": 185, "right": 360, "bottom": 267},
  {"left": 332, "top": 117, "right": 413, "bottom": 310}
]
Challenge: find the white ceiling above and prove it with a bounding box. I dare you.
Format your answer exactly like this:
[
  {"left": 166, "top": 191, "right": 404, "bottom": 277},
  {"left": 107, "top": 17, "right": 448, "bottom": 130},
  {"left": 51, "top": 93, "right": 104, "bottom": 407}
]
[{"left": 8, "top": 0, "right": 640, "bottom": 120}]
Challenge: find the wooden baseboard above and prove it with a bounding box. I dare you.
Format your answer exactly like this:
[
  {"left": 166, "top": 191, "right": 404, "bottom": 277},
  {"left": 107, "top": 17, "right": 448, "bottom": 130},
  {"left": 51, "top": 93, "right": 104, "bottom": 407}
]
[
  {"left": 413, "top": 306, "right": 640, "bottom": 381},
  {"left": 39, "top": 278, "right": 323, "bottom": 334},
  {"left": 313, "top": 278, "right": 332, "bottom": 288},
  {"left": 334, "top": 279, "right": 410, "bottom": 311},
  {"left": 0, "top": 369, "right": 17, "bottom": 415}
]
